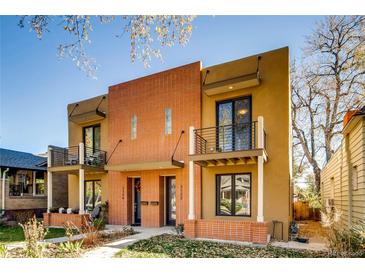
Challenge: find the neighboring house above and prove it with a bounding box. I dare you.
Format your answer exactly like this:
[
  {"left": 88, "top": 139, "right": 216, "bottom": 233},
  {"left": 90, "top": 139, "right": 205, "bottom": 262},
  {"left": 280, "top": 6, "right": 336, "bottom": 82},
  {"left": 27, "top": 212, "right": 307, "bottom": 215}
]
[
  {"left": 0, "top": 148, "right": 68, "bottom": 219},
  {"left": 46, "top": 47, "right": 292, "bottom": 243},
  {"left": 321, "top": 106, "right": 365, "bottom": 227}
]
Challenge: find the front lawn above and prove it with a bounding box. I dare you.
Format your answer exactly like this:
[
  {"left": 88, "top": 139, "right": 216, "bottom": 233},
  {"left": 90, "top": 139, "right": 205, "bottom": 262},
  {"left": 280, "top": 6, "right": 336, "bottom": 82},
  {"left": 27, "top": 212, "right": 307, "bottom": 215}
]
[
  {"left": 116, "top": 234, "right": 328, "bottom": 258},
  {"left": 0, "top": 225, "right": 67, "bottom": 244}
]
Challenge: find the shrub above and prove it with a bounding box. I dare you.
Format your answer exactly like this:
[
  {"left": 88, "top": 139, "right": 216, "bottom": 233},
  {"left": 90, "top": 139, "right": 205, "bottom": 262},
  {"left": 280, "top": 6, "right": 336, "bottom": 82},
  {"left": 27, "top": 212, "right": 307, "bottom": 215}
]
[
  {"left": 322, "top": 208, "right": 365, "bottom": 257},
  {"left": 100, "top": 201, "right": 109, "bottom": 223},
  {"left": 81, "top": 222, "right": 100, "bottom": 247},
  {"left": 13, "top": 210, "right": 34, "bottom": 224},
  {"left": 19, "top": 216, "right": 48, "bottom": 258},
  {"left": 57, "top": 240, "right": 83, "bottom": 257},
  {"left": 0, "top": 244, "right": 8, "bottom": 258},
  {"left": 93, "top": 218, "right": 105, "bottom": 231}
]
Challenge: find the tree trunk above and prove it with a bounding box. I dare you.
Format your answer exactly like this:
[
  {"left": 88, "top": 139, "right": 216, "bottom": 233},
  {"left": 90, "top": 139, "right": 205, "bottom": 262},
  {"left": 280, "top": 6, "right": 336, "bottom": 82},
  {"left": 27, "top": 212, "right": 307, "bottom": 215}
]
[{"left": 313, "top": 166, "right": 321, "bottom": 193}]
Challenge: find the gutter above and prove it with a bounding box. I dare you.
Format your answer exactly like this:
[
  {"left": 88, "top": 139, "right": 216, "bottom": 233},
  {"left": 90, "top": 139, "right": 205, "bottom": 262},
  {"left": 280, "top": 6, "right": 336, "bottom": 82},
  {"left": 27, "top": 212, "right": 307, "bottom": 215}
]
[{"left": 1, "top": 168, "right": 9, "bottom": 216}]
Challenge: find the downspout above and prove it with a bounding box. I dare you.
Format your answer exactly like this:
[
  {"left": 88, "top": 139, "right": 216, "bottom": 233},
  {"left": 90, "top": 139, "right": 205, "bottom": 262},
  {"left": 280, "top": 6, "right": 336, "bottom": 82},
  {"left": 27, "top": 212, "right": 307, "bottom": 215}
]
[{"left": 1, "top": 168, "right": 9, "bottom": 216}]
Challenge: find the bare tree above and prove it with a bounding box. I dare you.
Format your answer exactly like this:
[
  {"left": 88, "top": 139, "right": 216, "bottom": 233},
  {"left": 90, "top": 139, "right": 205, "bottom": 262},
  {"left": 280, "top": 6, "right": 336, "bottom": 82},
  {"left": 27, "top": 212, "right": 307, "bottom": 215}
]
[
  {"left": 18, "top": 16, "right": 196, "bottom": 79},
  {"left": 292, "top": 16, "right": 365, "bottom": 192}
]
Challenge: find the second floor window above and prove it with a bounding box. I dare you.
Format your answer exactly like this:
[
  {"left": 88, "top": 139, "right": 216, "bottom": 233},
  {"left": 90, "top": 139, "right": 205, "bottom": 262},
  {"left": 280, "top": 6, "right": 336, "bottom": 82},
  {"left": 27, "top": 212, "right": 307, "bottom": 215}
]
[
  {"left": 217, "top": 96, "right": 252, "bottom": 152},
  {"left": 83, "top": 124, "right": 101, "bottom": 151},
  {"left": 131, "top": 115, "right": 137, "bottom": 140},
  {"left": 165, "top": 108, "right": 172, "bottom": 135}
]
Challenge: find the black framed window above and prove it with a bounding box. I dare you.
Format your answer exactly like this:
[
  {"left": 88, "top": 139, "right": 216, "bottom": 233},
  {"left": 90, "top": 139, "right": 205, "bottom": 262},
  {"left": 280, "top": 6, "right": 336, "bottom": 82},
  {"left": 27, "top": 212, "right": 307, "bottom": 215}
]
[
  {"left": 216, "top": 96, "right": 252, "bottom": 152},
  {"left": 216, "top": 173, "right": 251, "bottom": 216},
  {"left": 83, "top": 124, "right": 101, "bottom": 151},
  {"left": 84, "top": 180, "right": 102, "bottom": 211}
]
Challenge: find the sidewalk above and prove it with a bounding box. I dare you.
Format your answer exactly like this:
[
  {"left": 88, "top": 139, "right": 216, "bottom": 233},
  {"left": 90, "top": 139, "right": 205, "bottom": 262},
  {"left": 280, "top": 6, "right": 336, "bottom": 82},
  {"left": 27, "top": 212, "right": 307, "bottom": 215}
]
[{"left": 82, "top": 226, "right": 175, "bottom": 258}]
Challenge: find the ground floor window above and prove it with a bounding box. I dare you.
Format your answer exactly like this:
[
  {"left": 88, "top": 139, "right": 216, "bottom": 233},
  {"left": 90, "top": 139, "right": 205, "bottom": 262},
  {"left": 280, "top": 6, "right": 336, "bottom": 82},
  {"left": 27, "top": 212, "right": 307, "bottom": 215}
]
[
  {"left": 9, "top": 170, "right": 46, "bottom": 197},
  {"left": 35, "top": 171, "right": 45, "bottom": 195},
  {"left": 84, "top": 180, "right": 102, "bottom": 211},
  {"left": 216, "top": 173, "right": 251, "bottom": 216}
]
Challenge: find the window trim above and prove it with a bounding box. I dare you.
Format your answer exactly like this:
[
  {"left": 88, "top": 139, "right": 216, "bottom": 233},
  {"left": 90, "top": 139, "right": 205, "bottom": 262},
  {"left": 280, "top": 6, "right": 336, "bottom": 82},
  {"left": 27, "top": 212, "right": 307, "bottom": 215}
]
[
  {"left": 215, "top": 172, "right": 252, "bottom": 217},
  {"left": 352, "top": 165, "right": 358, "bottom": 190}
]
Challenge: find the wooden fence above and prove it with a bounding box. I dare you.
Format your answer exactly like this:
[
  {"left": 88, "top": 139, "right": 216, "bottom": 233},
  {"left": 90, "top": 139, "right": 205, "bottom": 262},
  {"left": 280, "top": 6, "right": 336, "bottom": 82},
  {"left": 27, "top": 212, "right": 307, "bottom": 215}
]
[{"left": 294, "top": 201, "right": 321, "bottom": 221}]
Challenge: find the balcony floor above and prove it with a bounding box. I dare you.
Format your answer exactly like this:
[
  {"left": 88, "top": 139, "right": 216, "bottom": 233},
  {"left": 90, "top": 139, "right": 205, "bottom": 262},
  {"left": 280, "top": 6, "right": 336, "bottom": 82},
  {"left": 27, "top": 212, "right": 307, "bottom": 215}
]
[
  {"left": 189, "top": 148, "right": 267, "bottom": 167},
  {"left": 48, "top": 164, "right": 106, "bottom": 174}
]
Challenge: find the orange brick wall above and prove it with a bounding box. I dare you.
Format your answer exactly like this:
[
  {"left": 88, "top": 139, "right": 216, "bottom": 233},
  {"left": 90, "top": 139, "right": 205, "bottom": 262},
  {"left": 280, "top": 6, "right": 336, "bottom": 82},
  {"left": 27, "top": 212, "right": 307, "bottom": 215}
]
[
  {"left": 107, "top": 62, "right": 202, "bottom": 226},
  {"left": 184, "top": 219, "right": 269, "bottom": 244}
]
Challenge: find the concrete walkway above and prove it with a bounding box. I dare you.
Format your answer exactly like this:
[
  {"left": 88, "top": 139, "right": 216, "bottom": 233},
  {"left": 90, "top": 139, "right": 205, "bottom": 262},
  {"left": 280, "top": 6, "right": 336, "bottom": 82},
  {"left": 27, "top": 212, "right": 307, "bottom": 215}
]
[
  {"left": 271, "top": 240, "right": 328, "bottom": 251},
  {"left": 82, "top": 225, "right": 175, "bottom": 258}
]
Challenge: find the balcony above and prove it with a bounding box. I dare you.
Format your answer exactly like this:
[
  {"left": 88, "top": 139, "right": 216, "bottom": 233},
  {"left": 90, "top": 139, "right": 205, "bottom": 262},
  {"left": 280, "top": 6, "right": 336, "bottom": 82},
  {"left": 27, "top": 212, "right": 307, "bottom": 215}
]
[
  {"left": 48, "top": 144, "right": 106, "bottom": 172},
  {"left": 189, "top": 117, "right": 267, "bottom": 167}
]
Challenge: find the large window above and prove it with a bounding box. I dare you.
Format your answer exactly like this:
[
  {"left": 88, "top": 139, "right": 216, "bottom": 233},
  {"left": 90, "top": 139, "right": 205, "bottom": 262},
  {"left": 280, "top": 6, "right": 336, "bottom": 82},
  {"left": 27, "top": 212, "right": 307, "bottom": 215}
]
[
  {"left": 8, "top": 170, "right": 45, "bottom": 197},
  {"left": 84, "top": 180, "right": 102, "bottom": 211},
  {"left": 216, "top": 97, "right": 252, "bottom": 152},
  {"left": 216, "top": 173, "right": 251, "bottom": 216}
]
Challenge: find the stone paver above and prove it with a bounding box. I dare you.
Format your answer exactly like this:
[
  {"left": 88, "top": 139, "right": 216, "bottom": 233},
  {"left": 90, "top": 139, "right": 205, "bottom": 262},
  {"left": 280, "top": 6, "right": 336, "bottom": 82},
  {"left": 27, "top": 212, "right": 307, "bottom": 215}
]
[{"left": 82, "top": 225, "right": 175, "bottom": 258}]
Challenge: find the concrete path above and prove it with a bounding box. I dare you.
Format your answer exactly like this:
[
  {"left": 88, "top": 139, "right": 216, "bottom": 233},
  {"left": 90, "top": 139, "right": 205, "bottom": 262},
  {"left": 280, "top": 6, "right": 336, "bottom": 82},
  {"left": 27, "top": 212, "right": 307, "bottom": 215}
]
[
  {"left": 82, "top": 226, "right": 175, "bottom": 258},
  {"left": 271, "top": 240, "right": 328, "bottom": 251}
]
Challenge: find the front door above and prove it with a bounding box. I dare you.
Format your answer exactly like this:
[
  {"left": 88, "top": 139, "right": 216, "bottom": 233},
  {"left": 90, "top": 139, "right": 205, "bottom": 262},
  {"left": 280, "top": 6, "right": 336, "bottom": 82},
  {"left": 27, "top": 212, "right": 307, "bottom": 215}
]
[
  {"left": 133, "top": 178, "right": 141, "bottom": 226},
  {"left": 166, "top": 176, "right": 176, "bottom": 226}
]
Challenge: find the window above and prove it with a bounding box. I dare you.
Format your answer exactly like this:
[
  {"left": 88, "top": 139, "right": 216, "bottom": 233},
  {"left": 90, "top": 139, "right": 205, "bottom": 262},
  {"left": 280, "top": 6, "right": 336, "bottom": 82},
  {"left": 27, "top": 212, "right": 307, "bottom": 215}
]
[
  {"left": 85, "top": 180, "right": 102, "bottom": 211},
  {"left": 216, "top": 173, "right": 251, "bottom": 216},
  {"left": 216, "top": 97, "right": 252, "bottom": 152},
  {"left": 35, "top": 171, "right": 45, "bottom": 195},
  {"left": 83, "top": 124, "right": 101, "bottom": 151},
  {"left": 165, "top": 108, "right": 172, "bottom": 135},
  {"left": 9, "top": 170, "right": 33, "bottom": 196},
  {"left": 131, "top": 115, "right": 137, "bottom": 140},
  {"left": 352, "top": 165, "right": 358, "bottom": 190}
]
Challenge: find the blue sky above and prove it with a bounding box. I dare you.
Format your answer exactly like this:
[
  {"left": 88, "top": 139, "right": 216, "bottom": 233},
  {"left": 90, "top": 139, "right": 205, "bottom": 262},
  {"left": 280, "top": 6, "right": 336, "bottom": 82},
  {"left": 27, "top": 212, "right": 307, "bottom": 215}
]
[{"left": 0, "top": 16, "right": 323, "bottom": 154}]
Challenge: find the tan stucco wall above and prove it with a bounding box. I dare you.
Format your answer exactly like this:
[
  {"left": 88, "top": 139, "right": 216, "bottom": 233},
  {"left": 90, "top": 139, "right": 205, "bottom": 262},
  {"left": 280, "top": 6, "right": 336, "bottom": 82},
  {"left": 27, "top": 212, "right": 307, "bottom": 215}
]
[
  {"left": 201, "top": 47, "right": 291, "bottom": 240},
  {"left": 66, "top": 94, "right": 109, "bottom": 209},
  {"left": 68, "top": 173, "right": 108, "bottom": 210},
  {"left": 321, "top": 116, "right": 365, "bottom": 227}
]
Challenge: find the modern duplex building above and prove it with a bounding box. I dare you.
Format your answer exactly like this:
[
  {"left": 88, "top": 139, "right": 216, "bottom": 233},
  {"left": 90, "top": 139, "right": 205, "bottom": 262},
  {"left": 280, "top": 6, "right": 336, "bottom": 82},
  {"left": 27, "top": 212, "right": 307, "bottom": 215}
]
[
  {"left": 45, "top": 47, "right": 292, "bottom": 243},
  {"left": 321, "top": 106, "right": 365, "bottom": 227}
]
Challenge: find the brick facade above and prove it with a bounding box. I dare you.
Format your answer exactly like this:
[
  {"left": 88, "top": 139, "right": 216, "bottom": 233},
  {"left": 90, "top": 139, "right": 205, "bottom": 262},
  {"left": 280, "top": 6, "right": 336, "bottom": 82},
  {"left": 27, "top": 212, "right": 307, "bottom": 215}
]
[
  {"left": 107, "top": 62, "right": 202, "bottom": 227},
  {"left": 43, "top": 213, "right": 90, "bottom": 228},
  {"left": 184, "top": 219, "right": 269, "bottom": 244}
]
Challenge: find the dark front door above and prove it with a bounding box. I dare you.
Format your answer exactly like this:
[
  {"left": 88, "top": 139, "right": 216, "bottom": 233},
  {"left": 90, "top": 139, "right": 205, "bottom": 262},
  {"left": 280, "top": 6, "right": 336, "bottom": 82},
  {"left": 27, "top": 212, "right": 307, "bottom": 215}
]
[
  {"left": 166, "top": 176, "right": 176, "bottom": 226},
  {"left": 133, "top": 178, "right": 141, "bottom": 226}
]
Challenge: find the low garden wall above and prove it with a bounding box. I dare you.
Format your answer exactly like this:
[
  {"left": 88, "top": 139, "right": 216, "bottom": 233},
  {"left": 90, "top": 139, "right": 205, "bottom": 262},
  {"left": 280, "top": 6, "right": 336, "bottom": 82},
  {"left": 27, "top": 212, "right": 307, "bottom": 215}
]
[
  {"left": 43, "top": 213, "right": 90, "bottom": 228},
  {"left": 184, "top": 219, "right": 269, "bottom": 244}
]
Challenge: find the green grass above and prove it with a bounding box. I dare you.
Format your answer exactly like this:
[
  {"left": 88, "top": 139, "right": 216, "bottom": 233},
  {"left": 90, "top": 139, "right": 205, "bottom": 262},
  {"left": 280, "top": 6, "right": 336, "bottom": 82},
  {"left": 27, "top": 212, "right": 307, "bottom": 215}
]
[
  {"left": 115, "top": 234, "right": 329, "bottom": 258},
  {"left": 0, "top": 225, "right": 67, "bottom": 244}
]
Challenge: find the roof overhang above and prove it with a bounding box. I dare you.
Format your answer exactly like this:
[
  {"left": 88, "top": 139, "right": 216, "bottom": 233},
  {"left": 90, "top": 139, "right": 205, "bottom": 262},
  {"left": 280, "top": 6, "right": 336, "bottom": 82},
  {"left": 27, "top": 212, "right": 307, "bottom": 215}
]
[
  {"left": 105, "top": 160, "right": 184, "bottom": 172},
  {"left": 68, "top": 109, "right": 106, "bottom": 125},
  {"left": 342, "top": 114, "right": 364, "bottom": 135}
]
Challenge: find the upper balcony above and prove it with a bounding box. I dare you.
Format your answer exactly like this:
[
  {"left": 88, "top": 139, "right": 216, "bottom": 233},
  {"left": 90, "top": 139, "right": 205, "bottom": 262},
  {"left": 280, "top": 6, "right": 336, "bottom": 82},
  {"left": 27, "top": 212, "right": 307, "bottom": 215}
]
[
  {"left": 189, "top": 117, "right": 267, "bottom": 167},
  {"left": 48, "top": 143, "right": 107, "bottom": 173}
]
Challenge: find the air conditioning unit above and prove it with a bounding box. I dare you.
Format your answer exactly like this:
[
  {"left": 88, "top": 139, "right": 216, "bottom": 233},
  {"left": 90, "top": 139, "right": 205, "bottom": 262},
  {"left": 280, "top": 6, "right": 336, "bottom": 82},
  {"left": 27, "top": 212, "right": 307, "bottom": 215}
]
[{"left": 325, "top": 198, "right": 335, "bottom": 207}]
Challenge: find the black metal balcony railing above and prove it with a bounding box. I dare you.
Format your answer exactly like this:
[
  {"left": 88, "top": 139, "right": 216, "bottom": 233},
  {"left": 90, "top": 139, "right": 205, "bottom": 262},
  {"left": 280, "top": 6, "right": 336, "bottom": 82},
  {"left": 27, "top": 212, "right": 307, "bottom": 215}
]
[
  {"left": 194, "top": 121, "right": 266, "bottom": 155},
  {"left": 50, "top": 146, "right": 106, "bottom": 168}
]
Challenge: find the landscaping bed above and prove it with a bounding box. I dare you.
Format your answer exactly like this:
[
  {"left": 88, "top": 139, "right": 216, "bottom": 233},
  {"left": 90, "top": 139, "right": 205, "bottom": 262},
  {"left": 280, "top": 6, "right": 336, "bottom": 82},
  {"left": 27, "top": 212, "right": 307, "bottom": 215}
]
[{"left": 116, "top": 234, "right": 331, "bottom": 258}]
